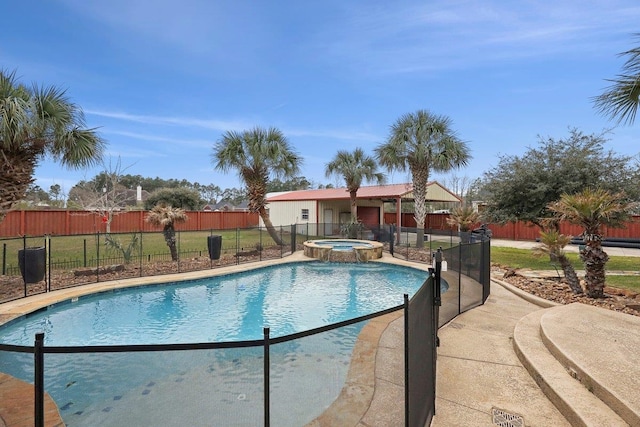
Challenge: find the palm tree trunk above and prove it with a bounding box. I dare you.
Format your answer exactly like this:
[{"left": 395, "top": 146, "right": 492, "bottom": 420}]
[
  {"left": 163, "top": 225, "right": 179, "bottom": 261},
  {"left": 0, "top": 150, "right": 37, "bottom": 223},
  {"left": 411, "top": 165, "right": 428, "bottom": 248},
  {"left": 580, "top": 244, "right": 609, "bottom": 298},
  {"left": 558, "top": 254, "right": 583, "bottom": 294},
  {"left": 259, "top": 206, "right": 284, "bottom": 246},
  {"left": 349, "top": 190, "right": 358, "bottom": 220}
]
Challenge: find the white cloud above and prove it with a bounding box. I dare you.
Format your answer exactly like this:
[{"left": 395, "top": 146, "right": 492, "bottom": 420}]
[
  {"left": 309, "top": 1, "right": 640, "bottom": 75},
  {"left": 85, "top": 109, "right": 251, "bottom": 132}
]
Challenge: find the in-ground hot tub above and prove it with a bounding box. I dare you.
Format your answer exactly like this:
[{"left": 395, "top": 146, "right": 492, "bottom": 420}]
[{"left": 303, "top": 239, "right": 383, "bottom": 262}]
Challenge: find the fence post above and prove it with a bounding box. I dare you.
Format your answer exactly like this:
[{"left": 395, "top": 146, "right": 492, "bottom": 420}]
[
  {"left": 403, "top": 294, "right": 409, "bottom": 426},
  {"left": 22, "top": 235, "right": 26, "bottom": 297},
  {"left": 46, "top": 236, "right": 50, "bottom": 292},
  {"left": 236, "top": 228, "right": 239, "bottom": 265},
  {"left": 458, "top": 244, "right": 462, "bottom": 315},
  {"left": 2, "top": 243, "right": 6, "bottom": 275},
  {"left": 290, "top": 224, "right": 296, "bottom": 254},
  {"left": 263, "top": 327, "right": 270, "bottom": 427},
  {"left": 434, "top": 248, "right": 442, "bottom": 308},
  {"left": 96, "top": 232, "right": 100, "bottom": 282},
  {"left": 260, "top": 226, "right": 263, "bottom": 261},
  {"left": 139, "top": 231, "right": 143, "bottom": 277},
  {"left": 432, "top": 255, "right": 441, "bottom": 416},
  {"left": 177, "top": 230, "right": 181, "bottom": 273},
  {"left": 34, "top": 332, "right": 45, "bottom": 427}
]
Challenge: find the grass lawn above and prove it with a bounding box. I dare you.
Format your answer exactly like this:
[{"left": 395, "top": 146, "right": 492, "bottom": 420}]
[
  {"left": 491, "top": 246, "right": 640, "bottom": 293},
  {"left": 0, "top": 229, "right": 305, "bottom": 274}
]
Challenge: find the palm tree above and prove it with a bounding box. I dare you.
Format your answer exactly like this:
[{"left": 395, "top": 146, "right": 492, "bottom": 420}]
[
  {"left": 446, "top": 205, "right": 479, "bottom": 232},
  {"left": 325, "top": 148, "right": 386, "bottom": 222},
  {"left": 532, "top": 230, "right": 582, "bottom": 294},
  {"left": 547, "top": 188, "right": 632, "bottom": 298},
  {"left": 375, "top": 110, "right": 470, "bottom": 247},
  {"left": 212, "top": 127, "right": 301, "bottom": 246},
  {"left": 593, "top": 34, "right": 640, "bottom": 125},
  {"left": 1, "top": 70, "right": 105, "bottom": 222},
  {"left": 446, "top": 205, "right": 480, "bottom": 243},
  {"left": 145, "top": 204, "right": 188, "bottom": 261}
]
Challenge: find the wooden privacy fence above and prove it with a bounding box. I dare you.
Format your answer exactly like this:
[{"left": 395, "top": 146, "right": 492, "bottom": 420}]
[
  {"left": 0, "top": 210, "right": 260, "bottom": 237},
  {"left": 382, "top": 213, "right": 640, "bottom": 240},
  {"left": 488, "top": 216, "right": 640, "bottom": 240},
  {"left": 383, "top": 213, "right": 451, "bottom": 230}
]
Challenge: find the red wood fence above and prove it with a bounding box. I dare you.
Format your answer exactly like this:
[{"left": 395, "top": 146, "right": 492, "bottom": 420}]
[
  {"left": 4, "top": 210, "right": 639, "bottom": 240},
  {"left": 383, "top": 213, "right": 451, "bottom": 230},
  {"left": 383, "top": 213, "right": 640, "bottom": 240},
  {"left": 487, "top": 217, "right": 640, "bottom": 240},
  {"left": 0, "top": 210, "right": 260, "bottom": 237}
]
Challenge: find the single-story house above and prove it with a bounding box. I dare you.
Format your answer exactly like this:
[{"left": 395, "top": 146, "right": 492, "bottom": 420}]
[{"left": 262, "top": 182, "right": 461, "bottom": 235}]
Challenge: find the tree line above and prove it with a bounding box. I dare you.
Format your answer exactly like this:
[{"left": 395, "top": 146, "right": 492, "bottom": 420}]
[{"left": 19, "top": 173, "right": 329, "bottom": 211}]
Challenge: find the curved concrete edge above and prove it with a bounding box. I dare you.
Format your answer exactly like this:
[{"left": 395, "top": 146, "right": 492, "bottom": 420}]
[
  {"left": 0, "top": 373, "right": 64, "bottom": 427},
  {"left": 491, "top": 276, "right": 561, "bottom": 308},
  {"left": 540, "top": 304, "right": 640, "bottom": 427},
  {"left": 305, "top": 310, "right": 403, "bottom": 426},
  {"left": 513, "top": 309, "right": 628, "bottom": 426}
]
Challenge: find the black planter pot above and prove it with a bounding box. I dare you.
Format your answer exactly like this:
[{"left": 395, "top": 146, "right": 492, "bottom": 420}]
[
  {"left": 459, "top": 231, "right": 472, "bottom": 244},
  {"left": 207, "top": 235, "right": 222, "bottom": 260},
  {"left": 18, "top": 246, "right": 46, "bottom": 283}
]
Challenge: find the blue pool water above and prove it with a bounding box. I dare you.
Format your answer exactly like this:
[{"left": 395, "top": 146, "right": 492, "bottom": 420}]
[
  {"left": 312, "top": 239, "right": 374, "bottom": 251},
  {"left": 0, "top": 261, "right": 435, "bottom": 426}
]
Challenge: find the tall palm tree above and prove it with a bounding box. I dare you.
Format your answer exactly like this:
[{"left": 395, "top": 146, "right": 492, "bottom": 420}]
[
  {"left": 145, "top": 204, "right": 188, "bottom": 261},
  {"left": 212, "top": 127, "right": 301, "bottom": 246},
  {"left": 0, "top": 70, "right": 105, "bottom": 222},
  {"left": 375, "top": 110, "right": 470, "bottom": 247},
  {"left": 593, "top": 34, "right": 640, "bottom": 125},
  {"left": 325, "top": 148, "right": 386, "bottom": 221},
  {"left": 547, "top": 188, "right": 632, "bottom": 298}
]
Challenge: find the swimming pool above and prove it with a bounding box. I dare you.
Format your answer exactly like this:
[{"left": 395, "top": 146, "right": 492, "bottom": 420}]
[{"left": 0, "top": 261, "right": 436, "bottom": 426}]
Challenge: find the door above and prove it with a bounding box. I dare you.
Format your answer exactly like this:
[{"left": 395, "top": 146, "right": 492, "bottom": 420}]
[
  {"left": 358, "top": 207, "right": 380, "bottom": 229},
  {"left": 324, "top": 208, "right": 333, "bottom": 235}
]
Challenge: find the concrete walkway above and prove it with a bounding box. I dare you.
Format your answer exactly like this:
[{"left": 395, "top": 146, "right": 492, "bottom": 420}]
[
  {"left": 431, "top": 280, "right": 571, "bottom": 426},
  {"left": 430, "top": 271, "right": 640, "bottom": 427}
]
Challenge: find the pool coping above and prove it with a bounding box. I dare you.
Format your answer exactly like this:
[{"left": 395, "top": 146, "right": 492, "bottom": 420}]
[{"left": 0, "top": 252, "right": 432, "bottom": 427}]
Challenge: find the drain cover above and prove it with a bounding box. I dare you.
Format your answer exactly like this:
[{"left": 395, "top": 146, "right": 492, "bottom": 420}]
[{"left": 492, "top": 407, "right": 524, "bottom": 427}]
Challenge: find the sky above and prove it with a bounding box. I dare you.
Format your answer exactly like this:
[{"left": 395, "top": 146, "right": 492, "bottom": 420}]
[{"left": 2, "top": 0, "right": 640, "bottom": 196}]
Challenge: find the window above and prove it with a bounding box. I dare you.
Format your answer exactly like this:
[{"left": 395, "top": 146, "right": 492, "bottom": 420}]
[{"left": 301, "top": 209, "right": 309, "bottom": 220}]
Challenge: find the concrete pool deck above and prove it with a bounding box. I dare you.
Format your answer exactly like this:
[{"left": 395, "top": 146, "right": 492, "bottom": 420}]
[{"left": 1, "top": 246, "right": 639, "bottom": 426}]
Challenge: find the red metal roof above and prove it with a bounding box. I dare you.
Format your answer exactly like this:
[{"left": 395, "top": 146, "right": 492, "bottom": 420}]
[{"left": 267, "top": 183, "right": 418, "bottom": 201}]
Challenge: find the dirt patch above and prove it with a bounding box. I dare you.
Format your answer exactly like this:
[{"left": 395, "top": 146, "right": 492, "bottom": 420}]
[{"left": 493, "top": 264, "right": 640, "bottom": 317}]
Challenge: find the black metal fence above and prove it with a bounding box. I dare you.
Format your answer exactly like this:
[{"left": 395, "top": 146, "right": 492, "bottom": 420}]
[
  {"left": 0, "top": 226, "right": 491, "bottom": 427},
  {"left": 0, "top": 274, "right": 448, "bottom": 427},
  {"left": 0, "top": 226, "right": 300, "bottom": 304}
]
